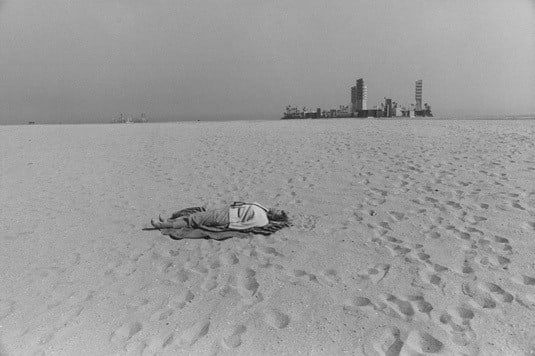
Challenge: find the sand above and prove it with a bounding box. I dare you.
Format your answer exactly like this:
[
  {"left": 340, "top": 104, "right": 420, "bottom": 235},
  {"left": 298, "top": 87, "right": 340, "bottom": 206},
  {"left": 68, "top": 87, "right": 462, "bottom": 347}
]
[{"left": 1, "top": 119, "right": 535, "bottom": 355}]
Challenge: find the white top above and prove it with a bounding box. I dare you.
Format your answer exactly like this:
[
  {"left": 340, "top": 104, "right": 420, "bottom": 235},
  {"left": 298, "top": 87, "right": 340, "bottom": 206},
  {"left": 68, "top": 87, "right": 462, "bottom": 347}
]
[{"left": 228, "top": 202, "right": 269, "bottom": 230}]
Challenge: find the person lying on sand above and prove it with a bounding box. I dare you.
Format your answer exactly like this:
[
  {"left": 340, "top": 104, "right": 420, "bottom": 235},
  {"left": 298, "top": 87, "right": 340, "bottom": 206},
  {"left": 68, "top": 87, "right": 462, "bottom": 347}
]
[{"left": 150, "top": 202, "right": 289, "bottom": 232}]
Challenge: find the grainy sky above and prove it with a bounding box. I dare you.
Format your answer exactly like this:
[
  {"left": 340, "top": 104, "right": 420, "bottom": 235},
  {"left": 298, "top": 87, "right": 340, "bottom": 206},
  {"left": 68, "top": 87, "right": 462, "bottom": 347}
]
[{"left": 0, "top": 0, "right": 534, "bottom": 124}]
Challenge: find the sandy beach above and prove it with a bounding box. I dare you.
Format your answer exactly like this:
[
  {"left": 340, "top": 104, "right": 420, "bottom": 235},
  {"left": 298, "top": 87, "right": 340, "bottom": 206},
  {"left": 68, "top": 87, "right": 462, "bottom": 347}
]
[{"left": 1, "top": 119, "right": 535, "bottom": 355}]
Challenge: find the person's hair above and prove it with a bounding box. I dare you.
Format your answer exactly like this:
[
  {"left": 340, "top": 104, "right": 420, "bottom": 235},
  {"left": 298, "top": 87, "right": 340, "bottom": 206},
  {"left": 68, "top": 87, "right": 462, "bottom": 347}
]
[{"left": 267, "top": 209, "right": 289, "bottom": 222}]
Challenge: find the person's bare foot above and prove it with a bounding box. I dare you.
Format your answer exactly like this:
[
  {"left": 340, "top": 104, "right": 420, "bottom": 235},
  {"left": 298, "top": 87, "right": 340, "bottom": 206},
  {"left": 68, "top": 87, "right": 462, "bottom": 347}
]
[{"left": 151, "top": 218, "right": 163, "bottom": 229}]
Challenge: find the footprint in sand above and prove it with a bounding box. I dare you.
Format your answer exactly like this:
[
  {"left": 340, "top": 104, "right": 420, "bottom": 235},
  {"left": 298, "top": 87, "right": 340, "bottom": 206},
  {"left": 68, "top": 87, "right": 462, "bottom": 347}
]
[
  {"left": 257, "top": 245, "right": 282, "bottom": 257},
  {"left": 427, "top": 230, "right": 441, "bottom": 239},
  {"left": 467, "top": 215, "right": 488, "bottom": 225},
  {"left": 153, "top": 259, "right": 174, "bottom": 274},
  {"left": 406, "top": 295, "right": 433, "bottom": 316},
  {"left": 207, "top": 258, "right": 221, "bottom": 270},
  {"left": 57, "top": 305, "right": 84, "bottom": 328},
  {"left": 123, "top": 340, "right": 148, "bottom": 355},
  {"left": 455, "top": 306, "right": 476, "bottom": 321},
  {"left": 416, "top": 251, "right": 431, "bottom": 263},
  {"left": 104, "top": 261, "right": 137, "bottom": 280},
  {"left": 512, "top": 274, "right": 535, "bottom": 286},
  {"left": 378, "top": 221, "right": 392, "bottom": 231},
  {"left": 362, "top": 326, "right": 404, "bottom": 356},
  {"left": 353, "top": 211, "right": 364, "bottom": 222},
  {"left": 126, "top": 297, "right": 150, "bottom": 312},
  {"left": 478, "top": 254, "right": 511, "bottom": 270},
  {"left": 368, "top": 224, "right": 389, "bottom": 241},
  {"left": 223, "top": 324, "right": 247, "bottom": 349},
  {"left": 480, "top": 282, "right": 514, "bottom": 303},
  {"left": 516, "top": 293, "right": 535, "bottom": 310},
  {"left": 425, "top": 196, "right": 439, "bottom": 204},
  {"left": 494, "top": 235, "right": 511, "bottom": 245},
  {"left": 185, "top": 260, "right": 209, "bottom": 275},
  {"left": 114, "top": 261, "right": 138, "bottom": 278},
  {"left": 417, "top": 267, "right": 445, "bottom": 291},
  {"left": 291, "top": 269, "right": 308, "bottom": 278},
  {"left": 383, "top": 294, "right": 415, "bottom": 320},
  {"left": 524, "top": 222, "right": 535, "bottom": 231},
  {"left": 357, "top": 264, "right": 390, "bottom": 284},
  {"left": 263, "top": 308, "right": 290, "bottom": 329},
  {"left": 460, "top": 257, "right": 475, "bottom": 275},
  {"left": 133, "top": 332, "right": 175, "bottom": 355},
  {"left": 178, "top": 319, "right": 210, "bottom": 347},
  {"left": 387, "top": 244, "right": 411, "bottom": 257},
  {"left": 219, "top": 252, "right": 239, "bottom": 266},
  {"left": 27, "top": 304, "right": 85, "bottom": 346},
  {"left": 479, "top": 236, "right": 513, "bottom": 255},
  {"left": 405, "top": 330, "right": 444, "bottom": 354},
  {"left": 385, "top": 236, "right": 404, "bottom": 244},
  {"left": 168, "top": 268, "right": 191, "bottom": 283},
  {"left": 342, "top": 295, "right": 374, "bottom": 316},
  {"left": 512, "top": 201, "right": 526, "bottom": 210},
  {"left": 168, "top": 249, "right": 180, "bottom": 257},
  {"left": 201, "top": 271, "right": 219, "bottom": 292},
  {"left": 288, "top": 269, "right": 319, "bottom": 283},
  {"left": 465, "top": 226, "right": 484, "bottom": 236},
  {"left": 443, "top": 224, "right": 470, "bottom": 241},
  {"left": 366, "top": 196, "right": 386, "bottom": 206},
  {"left": 446, "top": 201, "right": 462, "bottom": 210},
  {"left": 149, "top": 308, "right": 174, "bottom": 322},
  {"left": 110, "top": 321, "right": 143, "bottom": 344},
  {"left": 388, "top": 211, "right": 406, "bottom": 222},
  {"left": 169, "top": 289, "right": 194, "bottom": 309},
  {"left": 321, "top": 269, "right": 341, "bottom": 286},
  {"left": 438, "top": 306, "right": 477, "bottom": 347},
  {"left": 461, "top": 283, "right": 497, "bottom": 309},
  {"left": 432, "top": 263, "right": 449, "bottom": 273},
  {"left": 236, "top": 268, "right": 260, "bottom": 299}
]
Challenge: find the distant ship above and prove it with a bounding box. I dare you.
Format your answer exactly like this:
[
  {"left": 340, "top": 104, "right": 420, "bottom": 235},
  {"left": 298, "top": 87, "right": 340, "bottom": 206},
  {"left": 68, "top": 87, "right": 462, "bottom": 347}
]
[{"left": 112, "top": 113, "right": 149, "bottom": 124}]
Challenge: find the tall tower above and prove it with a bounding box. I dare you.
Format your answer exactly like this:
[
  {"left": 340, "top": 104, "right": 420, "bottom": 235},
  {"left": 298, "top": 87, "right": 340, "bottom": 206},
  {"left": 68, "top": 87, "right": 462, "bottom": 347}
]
[
  {"left": 415, "top": 79, "right": 423, "bottom": 111},
  {"left": 384, "top": 98, "right": 392, "bottom": 117},
  {"left": 356, "top": 78, "right": 367, "bottom": 111},
  {"left": 351, "top": 85, "right": 357, "bottom": 112}
]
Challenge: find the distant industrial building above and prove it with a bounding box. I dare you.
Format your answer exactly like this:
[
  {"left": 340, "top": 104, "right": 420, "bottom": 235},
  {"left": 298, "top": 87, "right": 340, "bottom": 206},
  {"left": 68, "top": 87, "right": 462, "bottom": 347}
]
[{"left": 282, "top": 77, "right": 433, "bottom": 119}]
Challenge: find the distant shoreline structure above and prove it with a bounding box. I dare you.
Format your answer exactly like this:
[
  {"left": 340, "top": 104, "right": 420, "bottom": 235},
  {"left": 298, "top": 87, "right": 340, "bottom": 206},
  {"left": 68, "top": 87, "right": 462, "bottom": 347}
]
[
  {"left": 9, "top": 115, "right": 534, "bottom": 126},
  {"left": 111, "top": 113, "right": 149, "bottom": 124},
  {"left": 282, "top": 77, "right": 433, "bottom": 120}
]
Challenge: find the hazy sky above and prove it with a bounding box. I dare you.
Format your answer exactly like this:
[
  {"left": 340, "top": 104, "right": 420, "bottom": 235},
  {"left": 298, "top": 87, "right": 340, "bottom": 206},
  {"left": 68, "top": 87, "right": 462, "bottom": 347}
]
[{"left": 1, "top": 0, "right": 534, "bottom": 124}]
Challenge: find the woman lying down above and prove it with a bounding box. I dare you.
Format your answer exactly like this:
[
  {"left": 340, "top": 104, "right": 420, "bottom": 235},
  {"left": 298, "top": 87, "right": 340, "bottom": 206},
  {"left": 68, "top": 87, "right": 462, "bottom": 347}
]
[{"left": 150, "top": 202, "right": 290, "bottom": 237}]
